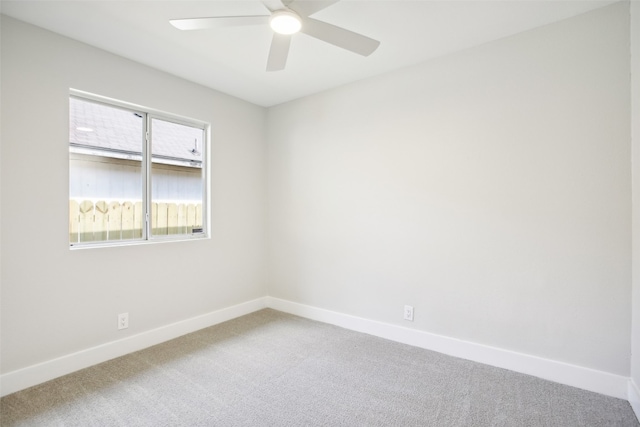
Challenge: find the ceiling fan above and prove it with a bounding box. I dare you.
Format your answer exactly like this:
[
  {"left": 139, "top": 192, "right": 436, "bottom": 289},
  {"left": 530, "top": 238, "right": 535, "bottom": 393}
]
[{"left": 169, "top": 0, "right": 380, "bottom": 72}]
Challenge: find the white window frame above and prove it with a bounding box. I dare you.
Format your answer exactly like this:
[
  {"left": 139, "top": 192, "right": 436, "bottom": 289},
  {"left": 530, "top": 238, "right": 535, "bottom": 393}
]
[{"left": 69, "top": 89, "right": 210, "bottom": 249}]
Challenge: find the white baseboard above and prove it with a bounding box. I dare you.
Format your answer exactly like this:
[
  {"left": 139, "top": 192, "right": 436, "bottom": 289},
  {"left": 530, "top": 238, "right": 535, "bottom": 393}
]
[
  {"left": 266, "top": 297, "right": 629, "bottom": 400},
  {"left": 1, "top": 296, "right": 632, "bottom": 404},
  {"left": 0, "top": 297, "right": 267, "bottom": 397},
  {"left": 630, "top": 379, "right": 640, "bottom": 422}
]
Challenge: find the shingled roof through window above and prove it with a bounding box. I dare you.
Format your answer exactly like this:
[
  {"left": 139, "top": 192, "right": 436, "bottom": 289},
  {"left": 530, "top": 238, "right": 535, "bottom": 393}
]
[{"left": 69, "top": 97, "right": 203, "bottom": 168}]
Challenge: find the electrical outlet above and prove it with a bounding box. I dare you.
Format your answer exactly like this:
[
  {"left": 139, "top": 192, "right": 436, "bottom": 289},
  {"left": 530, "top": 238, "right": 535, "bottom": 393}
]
[
  {"left": 118, "top": 312, "right": 129, "bottom": 330},
  {"left": 404, "top": 305, "right": 414, "bottom": 321}
]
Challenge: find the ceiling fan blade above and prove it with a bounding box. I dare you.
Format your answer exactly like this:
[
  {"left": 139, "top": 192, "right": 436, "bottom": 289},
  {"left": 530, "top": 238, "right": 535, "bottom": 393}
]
[
  {"left": 266, "top": 33, "right": 292, "bottom": 71},
  {"left": 300, "top": 17, "right": 379, "bottom": 56},
  {"left": 261, "top": 0, "right": 286, "bottom": 12},
  {"left": 288, "top": 0, "right": 340, "bottom": 17},
  {"left": 170, "top": 16, "right": 269, "bottom": 30}
]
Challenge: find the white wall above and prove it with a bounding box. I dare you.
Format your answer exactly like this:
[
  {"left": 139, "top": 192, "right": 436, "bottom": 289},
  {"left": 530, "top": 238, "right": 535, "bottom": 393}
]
[
  {"left": 69, "top": 156, "right": 203, "bottom": 203},
  {"left": 2, "top": 1, "right": 637, "bottom": 406},
  {"left": 267, "top": 2, "right": 631, "bottom": 377},
  {"left": 631, "top": 0, "right": 640, "bottom": 416},
  {"left": 0, "top": 16, "right": 267, "bottom": 373}
]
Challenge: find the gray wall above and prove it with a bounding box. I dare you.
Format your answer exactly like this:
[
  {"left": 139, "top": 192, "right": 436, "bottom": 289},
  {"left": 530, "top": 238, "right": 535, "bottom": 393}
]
[
  {"left": 267, "top": 3, "right": 631, "bottom": 376},
  {"left": 0, "top": 16, "right": 267, "bottom": 373},
  {"left": 631, "top": 0, "right": 640, "bottom": 402},
  {"left": 1, "top": 1, "right": 637, "bottom": 398}
]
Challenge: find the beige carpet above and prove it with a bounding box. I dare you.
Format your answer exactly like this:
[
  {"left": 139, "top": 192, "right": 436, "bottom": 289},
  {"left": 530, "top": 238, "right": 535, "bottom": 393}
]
[{"left": 1, "top": 309, "right": 638, "bottom": 426}]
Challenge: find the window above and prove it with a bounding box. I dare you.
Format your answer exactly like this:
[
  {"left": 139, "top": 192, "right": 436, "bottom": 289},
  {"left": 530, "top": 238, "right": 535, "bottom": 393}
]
[{"left": 69, "top": 92, "right": 208, "bottom": 247}]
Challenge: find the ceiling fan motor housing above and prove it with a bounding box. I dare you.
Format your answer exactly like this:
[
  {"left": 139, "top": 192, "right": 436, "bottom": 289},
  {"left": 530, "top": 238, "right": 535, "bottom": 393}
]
[{"left": 270, "top": 9, "right": 302, "bottom": 35}]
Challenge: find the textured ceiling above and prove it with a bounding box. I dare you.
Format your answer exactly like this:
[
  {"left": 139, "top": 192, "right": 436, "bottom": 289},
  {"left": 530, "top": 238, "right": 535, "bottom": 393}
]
[{"left": 0, "top": 0, "right": 617, "bottom": 106}]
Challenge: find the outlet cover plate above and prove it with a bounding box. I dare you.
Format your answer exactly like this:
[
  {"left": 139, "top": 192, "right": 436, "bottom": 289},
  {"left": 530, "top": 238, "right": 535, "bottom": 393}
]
[
  {"left": 118, "top": 312, "right": 129, "bottom": 330},
  {"left": 404, "top": 305, "right": 414, "bottom": 321}
]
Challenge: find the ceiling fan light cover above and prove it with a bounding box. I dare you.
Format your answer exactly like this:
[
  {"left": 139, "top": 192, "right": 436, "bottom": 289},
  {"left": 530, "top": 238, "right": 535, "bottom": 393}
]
[{"left": 270, "top": 10, "right": 301, "bottom": 35}]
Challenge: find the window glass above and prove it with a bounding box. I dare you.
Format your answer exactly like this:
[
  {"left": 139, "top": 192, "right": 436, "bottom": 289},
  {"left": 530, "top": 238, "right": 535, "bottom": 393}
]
[
  {"left": 69, "top": 94, "right": 208, "bottom": 247},
  {"left": 69, "top": 97, "right": 144, "bottom": 243},
  {"left": 150, "top": 118, "right": 204, "bottom": 237}
]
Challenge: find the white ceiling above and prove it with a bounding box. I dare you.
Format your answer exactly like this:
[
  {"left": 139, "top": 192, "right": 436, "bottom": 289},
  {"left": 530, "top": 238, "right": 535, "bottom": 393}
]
[{"left": 0, "top": 0, "right": 617, "bottom": 107}]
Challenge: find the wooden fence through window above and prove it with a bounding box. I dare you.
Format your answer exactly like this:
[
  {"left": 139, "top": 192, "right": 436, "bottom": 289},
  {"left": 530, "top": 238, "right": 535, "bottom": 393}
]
[{"left": 69, "top": 200, "right": 202, "bottom": 243}]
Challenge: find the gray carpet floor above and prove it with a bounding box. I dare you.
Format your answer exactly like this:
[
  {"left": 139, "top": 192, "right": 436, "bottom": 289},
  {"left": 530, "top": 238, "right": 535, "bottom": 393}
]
[{"left": 1, "top": 309, "right": 638, "bottom": 426}]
